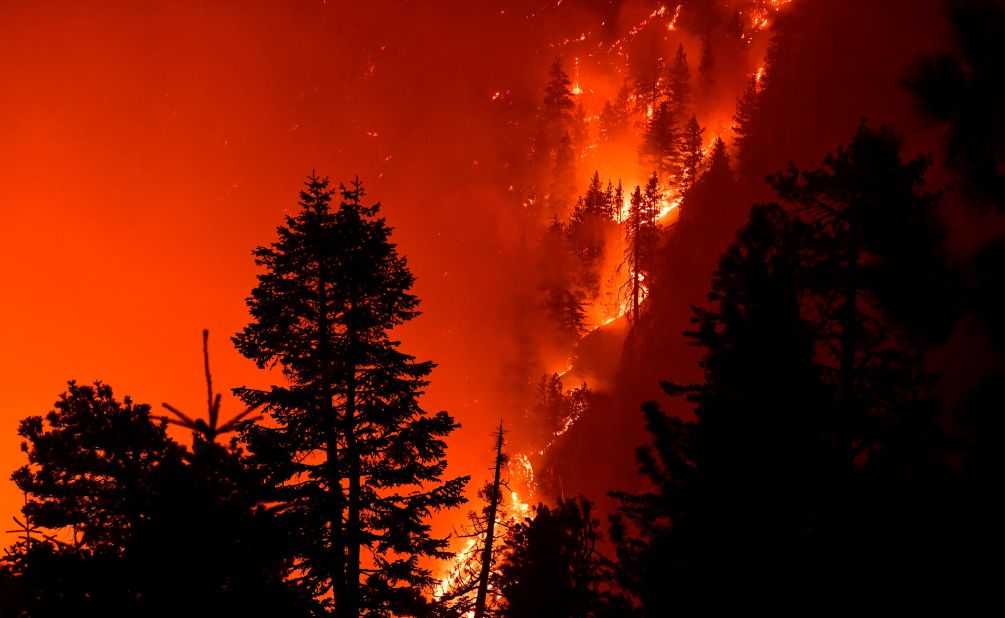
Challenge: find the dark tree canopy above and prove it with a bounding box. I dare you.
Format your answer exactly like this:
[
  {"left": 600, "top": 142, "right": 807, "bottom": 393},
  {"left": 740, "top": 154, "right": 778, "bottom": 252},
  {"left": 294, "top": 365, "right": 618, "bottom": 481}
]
[
  {"left": 498, "top": 497, "right": 621, "bottom": 618},
  {"left": 9, "top": 381, "right": 309, "bottom": 618},
  {"left": 234, "top": 174, "right": 467, "bottom": 617}
]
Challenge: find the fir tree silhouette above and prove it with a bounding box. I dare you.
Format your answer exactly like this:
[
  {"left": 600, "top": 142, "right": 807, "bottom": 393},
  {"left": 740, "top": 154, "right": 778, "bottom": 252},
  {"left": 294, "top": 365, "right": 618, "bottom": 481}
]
[{"left": 234, "top": 173, "right": 467, "bottom": 617}]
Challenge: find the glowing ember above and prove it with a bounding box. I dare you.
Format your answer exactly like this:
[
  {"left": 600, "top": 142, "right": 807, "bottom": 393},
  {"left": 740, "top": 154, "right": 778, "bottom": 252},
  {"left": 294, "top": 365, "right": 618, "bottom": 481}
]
[{"left": 666, "top": 4, "right": 683, "bottom": 31}]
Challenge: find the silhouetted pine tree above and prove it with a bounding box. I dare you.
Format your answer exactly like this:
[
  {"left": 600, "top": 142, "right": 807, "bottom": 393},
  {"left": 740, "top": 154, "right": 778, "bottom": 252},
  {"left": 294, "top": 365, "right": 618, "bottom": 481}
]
[
  {"left": 498, "top": 497, "right": 623, "bottom": 618},
  {"left": 769, "top": 124, "right": 955, "bottom": 472},
  {"left": 630, "top": 55, "right": 667, "bottom": 117},
  {"left": 666, "top": 44, "right": 691, "bottom": 119},
  {"left": 698, "top": 35, "right": 714, "bottom": 89},
  {"left": 731, "top": 76, "right": 759, "bottom": 165},
  {"left": 598, "top": 85, "right": 631, "bottom": 142},
  {"left": 543, "top": 58, "right": 575, "bottom": 124},
  {"left": 615, "top": 125, "right": 962, "bottom": 610},
  {"left": 612, "top": 203, "right": 830, "bottom": 612},
  {"left": 680, "top": 115, "right": 705, "bottom": 191},
  {"left": 234, "top": 174, "right": 467, "bottom": 618},
  {"left": 567, "top": 172, "right": 618, "bottom": 299},
  {"left": 550, "top": 131, "right": 578, "bottom": 214},
  {"left": 473, "top": 424, "right": 507, "bottom": 618},
  {"left": 546, "top": 287, "right": 589, "bottom": 343},
  {"left": 9, "top": 381, "right": 310, "bottom": 618},
  {"left": 434, "top": 426, "right": 509, "bottom": 618},
  {"left": 531, "top": 373, "right": 567, "bottom": 437},
  {"left": 622, "top": 176, "right": 661, "bottom": 325},
  {"left": 638, "top": 102, "right": 679, "bottom": 180}
]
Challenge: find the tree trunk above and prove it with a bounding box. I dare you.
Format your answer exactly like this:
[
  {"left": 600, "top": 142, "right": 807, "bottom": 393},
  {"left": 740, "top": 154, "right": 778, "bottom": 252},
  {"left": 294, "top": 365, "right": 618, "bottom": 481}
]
[
  {"left": 344, "top": 331, "right": 361, "bottom": 618},
  {"left": 474, "top": 424, "right": 505, "bottom": 618},
  {"left": 320, "top": 270, "right": 347, "bottom": 617}
]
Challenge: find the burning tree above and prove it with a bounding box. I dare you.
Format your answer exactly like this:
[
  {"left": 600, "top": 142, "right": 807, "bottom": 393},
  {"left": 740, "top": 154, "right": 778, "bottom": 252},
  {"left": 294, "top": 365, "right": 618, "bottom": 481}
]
[{"left": 234, "top": 174, "right": 468, "bottom": 617}]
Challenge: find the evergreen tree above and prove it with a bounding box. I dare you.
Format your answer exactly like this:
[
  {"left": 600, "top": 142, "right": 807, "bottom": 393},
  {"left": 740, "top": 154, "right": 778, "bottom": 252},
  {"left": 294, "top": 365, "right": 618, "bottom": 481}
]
[
  {"left": 498, "top": 497, "right": 621, "bottom": 618},
  {"left": 234, "top": 174, "right": 467, "bottom": 617},
  {"left": 473, "top": 424, "right": 506, "bottom": 618},
  {"left": 622, "top": 176, "right": 661, "bottom": 325},
  {"left": 598, "top": 86, "right": 631, "bottom": 142},
  {"left": 680, "top": 115, "right": 705, "bottom": 191},
  {"left": 732, "top": 76, "right": 759, "bottom": 161},
  {"left": 698, "top": 35, "right": 715, "bottom": 88},
  {"left": 13, "top": 382, "right": 185, "bottom": 552},
  {"left": 435, "top": 426, "right": 510, "bottom": 618},
  {"left": 543, "top": 57, "right": 575, "bottom": 123},
  {"left": 769, "top": 125, "right": 956, "bottom": 465},
  {"left": 531, "top": 58, "right": 581, "bottom": 216},
  {"left": 546, "top": 287, "right": 589, "bottom": 343},
  {"left": 582, "top": 172, "right": 611, "bottom": 220},
  {"left": 533, "top": 373, "right": 567, "bottom": 436},
  {"left": 666, "top": 44, "right": 692, "bottom": 119},
  {"left": 612, "top": 204, "right": 831, "bottom": 612},
  {"left": 615, "top": 125, "right": 961, "bottom": 609},
  {"left": 550, "top": 131, "right": 578, "bottom": 214},
  {"left": 9, "top": 381, "right": 310, "bottom": 617},
  {"left": 567, "top": 172, "right": 617, "bottom": 299},
  {"left": 631, "top": 55, "right": 667, "bottom": 117},
  {"left": 638, "top": 102, "right": 679, "bottom": 180},
  {"left": 612, "top": 180, "right": 626, "bottom": 223},
  {"left": 573, "top": 102, "right": 589, "bottom": 150},
  {"left": 704, "top": 136, "right": 729, "bottom": 179}
]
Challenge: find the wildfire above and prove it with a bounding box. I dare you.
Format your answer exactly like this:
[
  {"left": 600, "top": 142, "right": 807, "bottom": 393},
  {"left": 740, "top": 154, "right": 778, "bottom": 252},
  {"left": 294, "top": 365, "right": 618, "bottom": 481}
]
[
  {"left": 666, "top": 4, "right": 683, "bottom": 31},
  {"left": 438, "top": 0, "right": 800, "bottom": 604}
]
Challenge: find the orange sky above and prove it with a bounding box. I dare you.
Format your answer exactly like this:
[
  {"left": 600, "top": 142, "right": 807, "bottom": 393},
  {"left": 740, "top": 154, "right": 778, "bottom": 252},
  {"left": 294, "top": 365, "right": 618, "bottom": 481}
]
[
  {"left": 0, "top": 0, "right": 955, "bottom": 553},
  {"left": 0, "top": 0, "right": 557, "bottom": 537}
]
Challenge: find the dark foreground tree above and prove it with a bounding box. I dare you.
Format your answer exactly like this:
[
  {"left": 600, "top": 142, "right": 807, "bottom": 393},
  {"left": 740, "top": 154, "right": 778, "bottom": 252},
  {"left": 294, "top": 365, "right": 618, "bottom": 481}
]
[
  {"left": 612, "top": 204, "right": 830, "bottom": 613},
  {"left": 498, "top": 496, "right": 623, "bottom": 618},
  {"left": 234, "top": 174, "right": 467, "bottom": 617},
  {"left": 614, "top": 126, "right": 964, "bottom": 611},
  {"left": 8, "top": 381, "right": 308, "bottom": 618}
]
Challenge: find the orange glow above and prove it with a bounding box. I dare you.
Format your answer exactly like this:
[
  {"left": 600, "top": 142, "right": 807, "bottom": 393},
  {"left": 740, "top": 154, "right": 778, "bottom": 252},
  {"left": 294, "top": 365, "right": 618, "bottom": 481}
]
[{"left": 0, "top": 0, "right": 800, "bottom": 589}]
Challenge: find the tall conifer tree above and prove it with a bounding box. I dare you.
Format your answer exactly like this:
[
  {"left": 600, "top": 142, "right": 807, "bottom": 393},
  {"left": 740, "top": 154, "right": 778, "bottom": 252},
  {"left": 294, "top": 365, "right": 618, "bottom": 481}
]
[{"left": 234, "top": 174, "right": 467, "bottom": 617}]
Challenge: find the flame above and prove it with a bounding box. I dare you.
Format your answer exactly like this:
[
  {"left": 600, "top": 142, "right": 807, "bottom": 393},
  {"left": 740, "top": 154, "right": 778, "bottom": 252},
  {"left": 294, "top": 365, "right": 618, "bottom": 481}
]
[
  {"left": 438, "top": 0, "right": 800, "bottom": 599},
  {"left": 666, "top": 4, "right": 683, "bottom": 31}
]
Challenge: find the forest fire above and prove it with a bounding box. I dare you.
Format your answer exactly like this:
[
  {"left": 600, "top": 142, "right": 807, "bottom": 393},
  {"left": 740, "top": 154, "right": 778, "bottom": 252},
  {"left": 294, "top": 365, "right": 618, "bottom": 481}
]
[
  {"left": 2, "top": 0, "right": 1002, "bottom": 615},
  {"left": 434, "top": 3, "right": 798, "bottom": 606}
]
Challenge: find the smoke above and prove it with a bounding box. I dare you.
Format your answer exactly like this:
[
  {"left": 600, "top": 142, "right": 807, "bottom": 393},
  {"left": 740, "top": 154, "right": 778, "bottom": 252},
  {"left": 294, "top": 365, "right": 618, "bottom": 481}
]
[{"left": 0, "top": 0, "right": 959, "bottom": 563}]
